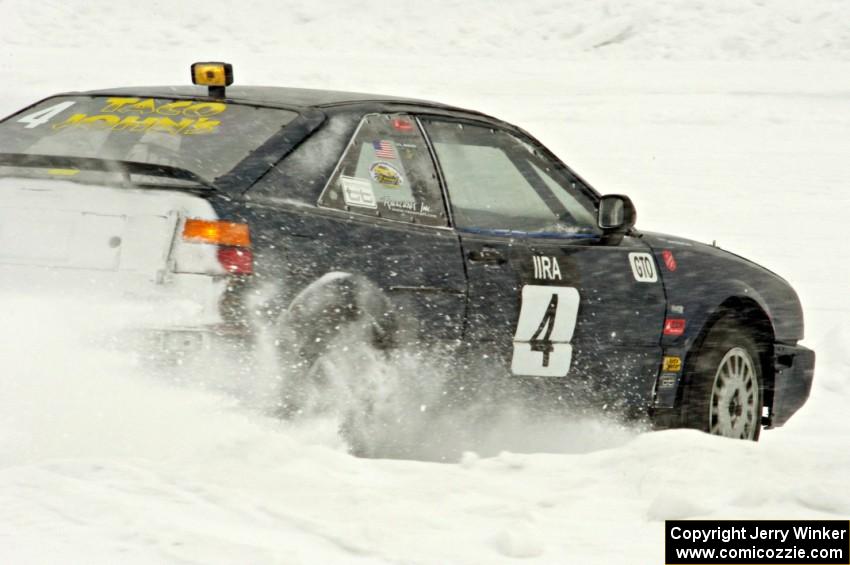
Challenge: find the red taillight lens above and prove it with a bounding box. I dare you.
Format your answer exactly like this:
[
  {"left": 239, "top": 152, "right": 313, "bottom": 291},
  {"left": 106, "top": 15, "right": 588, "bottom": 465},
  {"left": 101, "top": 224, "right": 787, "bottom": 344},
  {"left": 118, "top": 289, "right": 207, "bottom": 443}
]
[{"left": 217, "top": 246, "right": 253, "bottom": 275}]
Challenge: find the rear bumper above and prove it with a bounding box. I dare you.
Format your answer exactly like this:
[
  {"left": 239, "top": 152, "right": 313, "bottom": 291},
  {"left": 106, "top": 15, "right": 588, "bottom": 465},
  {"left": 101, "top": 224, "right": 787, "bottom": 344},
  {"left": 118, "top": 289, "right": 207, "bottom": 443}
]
[
  {"left": 133, "top": 324, "right": 252, "bottom": 363},
  {"left": 767, "top": 343, "right": 815, "bottom": 428}
]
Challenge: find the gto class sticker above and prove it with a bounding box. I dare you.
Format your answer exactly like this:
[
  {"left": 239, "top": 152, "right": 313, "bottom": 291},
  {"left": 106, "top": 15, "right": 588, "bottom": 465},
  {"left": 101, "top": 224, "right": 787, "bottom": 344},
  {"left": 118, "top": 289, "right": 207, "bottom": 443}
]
[
  {"left": 369, "top": 161, "right": 403, "bottom": 187},
  {"left": 628, "top": 252, "right": 658, "bottom": 283}
]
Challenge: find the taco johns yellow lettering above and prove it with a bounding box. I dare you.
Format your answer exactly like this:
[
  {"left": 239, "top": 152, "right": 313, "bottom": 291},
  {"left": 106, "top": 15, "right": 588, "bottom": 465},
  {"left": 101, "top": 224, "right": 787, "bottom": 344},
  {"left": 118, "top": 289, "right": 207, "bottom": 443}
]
[
  {"left": 184, "top": 117, "right": 221, "bottom": 135},
  {"left": 53, "top": 113, "right": 221, "bottom": 135},
  {"left": 100, "top": 98, "right": 227, "bottom": 117},
  {"left": 156, "top": 101, "right": 194, "bottom": 116},
  {"left": 101, "top": 98, "right": 140, "bottom": 112}
]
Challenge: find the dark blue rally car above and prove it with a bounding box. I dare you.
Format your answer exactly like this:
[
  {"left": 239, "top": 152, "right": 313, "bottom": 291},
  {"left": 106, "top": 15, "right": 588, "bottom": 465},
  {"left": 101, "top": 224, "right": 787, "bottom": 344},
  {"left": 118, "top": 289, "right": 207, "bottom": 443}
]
[{"left": 0, "top": 63, "right": 814, "bottom": 440}]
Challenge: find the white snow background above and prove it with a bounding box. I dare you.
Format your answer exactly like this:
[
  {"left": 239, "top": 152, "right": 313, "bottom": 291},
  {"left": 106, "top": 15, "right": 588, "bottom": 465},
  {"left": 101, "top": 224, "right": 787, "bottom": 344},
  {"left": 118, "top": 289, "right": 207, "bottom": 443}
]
[{"left": 1, "top": 1, "right": 849, "bottom": 563}]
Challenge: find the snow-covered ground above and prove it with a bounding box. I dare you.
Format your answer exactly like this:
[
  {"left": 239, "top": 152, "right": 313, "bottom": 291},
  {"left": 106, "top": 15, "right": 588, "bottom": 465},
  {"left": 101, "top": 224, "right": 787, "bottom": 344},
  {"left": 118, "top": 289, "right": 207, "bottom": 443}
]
[{"left": 1, "top": 1, "right": 849, "bottom": 563}]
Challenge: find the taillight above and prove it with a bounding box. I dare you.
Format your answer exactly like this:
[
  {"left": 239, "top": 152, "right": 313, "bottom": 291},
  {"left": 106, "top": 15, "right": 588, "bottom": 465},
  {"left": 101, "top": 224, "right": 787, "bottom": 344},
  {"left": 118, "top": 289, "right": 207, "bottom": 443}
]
[
  {"left": 216, "top": 246, "right": 253, "bottom": 275},
  {"left": 178, "top": 218, "right": 253, "bottom": 275}
]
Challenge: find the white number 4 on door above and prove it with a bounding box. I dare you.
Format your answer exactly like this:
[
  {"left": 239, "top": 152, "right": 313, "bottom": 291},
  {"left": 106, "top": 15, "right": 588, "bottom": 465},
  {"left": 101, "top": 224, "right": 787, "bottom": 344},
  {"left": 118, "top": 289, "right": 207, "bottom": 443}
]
[{"left": 511, "top": 285, "right": 580, "bottom": 377}]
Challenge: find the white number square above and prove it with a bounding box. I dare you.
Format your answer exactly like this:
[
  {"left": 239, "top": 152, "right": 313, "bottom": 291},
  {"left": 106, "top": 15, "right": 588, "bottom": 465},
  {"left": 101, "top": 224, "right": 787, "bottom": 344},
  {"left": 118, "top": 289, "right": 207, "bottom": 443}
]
[{"left": 511, "top": 285, "right": 580, "bottom": 377}]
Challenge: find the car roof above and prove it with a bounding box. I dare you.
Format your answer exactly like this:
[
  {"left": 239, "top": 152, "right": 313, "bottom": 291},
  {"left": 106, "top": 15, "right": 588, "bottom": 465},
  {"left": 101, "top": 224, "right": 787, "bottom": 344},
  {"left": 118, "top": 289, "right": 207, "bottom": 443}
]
[
  {"left": 79, "top": 85, "right": 469, "bottom": 112},
  {"left": 50, "top": 84, "right": 599, "bottom": 199}
]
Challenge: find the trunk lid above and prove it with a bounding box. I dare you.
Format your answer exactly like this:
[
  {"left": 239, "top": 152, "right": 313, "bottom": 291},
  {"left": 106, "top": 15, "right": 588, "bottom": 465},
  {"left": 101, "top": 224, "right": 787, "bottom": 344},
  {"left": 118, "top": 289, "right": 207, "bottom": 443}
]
[{"left": 0, "top": 177, "right": 216, "bottom": 278}]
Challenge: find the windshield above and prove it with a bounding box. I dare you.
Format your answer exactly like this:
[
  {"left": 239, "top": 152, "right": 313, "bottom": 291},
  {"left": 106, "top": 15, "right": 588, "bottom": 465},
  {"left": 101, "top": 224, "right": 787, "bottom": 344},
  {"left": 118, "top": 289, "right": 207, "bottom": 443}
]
[{"left": 0, "top": 96, "right": 298, "bottom": 184}]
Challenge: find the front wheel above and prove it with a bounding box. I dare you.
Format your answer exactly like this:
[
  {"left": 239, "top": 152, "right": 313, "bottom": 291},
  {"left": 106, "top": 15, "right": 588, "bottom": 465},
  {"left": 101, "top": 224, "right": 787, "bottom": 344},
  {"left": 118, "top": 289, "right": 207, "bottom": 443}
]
[{"left": 680, "top": 317, "right": 764, "bottom": 441}]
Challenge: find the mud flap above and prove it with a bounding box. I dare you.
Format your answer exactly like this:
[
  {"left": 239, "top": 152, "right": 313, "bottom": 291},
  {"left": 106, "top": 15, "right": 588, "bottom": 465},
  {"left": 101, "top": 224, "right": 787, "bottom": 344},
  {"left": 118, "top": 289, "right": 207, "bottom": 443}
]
[{"left": 767, "top": 344, "right": 815, "bottom": 428}]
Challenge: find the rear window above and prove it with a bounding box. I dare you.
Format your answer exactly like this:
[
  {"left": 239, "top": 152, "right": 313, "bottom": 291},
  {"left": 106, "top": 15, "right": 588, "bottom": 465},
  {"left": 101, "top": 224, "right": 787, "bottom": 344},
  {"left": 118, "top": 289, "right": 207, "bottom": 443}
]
[{"left": 0, "top": 96, "right": 297, "bottom": 183}]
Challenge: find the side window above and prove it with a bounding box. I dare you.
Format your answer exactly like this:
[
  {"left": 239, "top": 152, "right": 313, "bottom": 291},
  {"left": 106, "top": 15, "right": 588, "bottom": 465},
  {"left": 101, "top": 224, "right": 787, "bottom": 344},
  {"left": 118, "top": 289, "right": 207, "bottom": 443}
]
[
  {"left": 319, "top": 114, "right": 447, "bottom": 227},
  {"left": 421, "top": 120, "right": 599, "bottom": 235}
]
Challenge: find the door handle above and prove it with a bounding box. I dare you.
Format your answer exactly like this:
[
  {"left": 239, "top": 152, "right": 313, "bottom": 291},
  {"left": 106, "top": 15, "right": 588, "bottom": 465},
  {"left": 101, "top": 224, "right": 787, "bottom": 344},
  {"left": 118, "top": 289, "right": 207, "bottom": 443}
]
[{"left": 468, "top": 246, "right": 506, "bottom": 265}]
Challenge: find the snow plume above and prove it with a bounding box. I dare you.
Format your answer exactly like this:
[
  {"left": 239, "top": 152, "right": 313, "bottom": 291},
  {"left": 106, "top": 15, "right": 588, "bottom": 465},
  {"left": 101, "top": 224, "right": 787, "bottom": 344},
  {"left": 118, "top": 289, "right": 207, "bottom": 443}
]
[
  {"left": 0, "top": 284, "right": 633, "bottom": 469},
  {"left": 279, "top": 322, "right": 638, "bottom": 461},
  {"left": 0, "top": 292, "right": 257, "bottom": 465}
]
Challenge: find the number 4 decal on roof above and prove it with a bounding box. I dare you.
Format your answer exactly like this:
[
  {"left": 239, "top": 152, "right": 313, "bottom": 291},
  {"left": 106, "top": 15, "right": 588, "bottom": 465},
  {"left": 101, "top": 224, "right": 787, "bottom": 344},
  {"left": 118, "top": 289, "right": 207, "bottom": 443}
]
[{"left": 511, "top": 285, "right": 580, "bottom": 377}]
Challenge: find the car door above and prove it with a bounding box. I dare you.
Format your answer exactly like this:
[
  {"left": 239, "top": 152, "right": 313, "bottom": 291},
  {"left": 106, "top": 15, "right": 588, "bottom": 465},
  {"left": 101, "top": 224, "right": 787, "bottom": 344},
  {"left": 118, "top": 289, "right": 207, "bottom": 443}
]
[
  {"left": 420, "top": 118, "right": 666, "bottom": 406},
  {"left": 416, "top": 119, "right": 528, "bottom": 354}
]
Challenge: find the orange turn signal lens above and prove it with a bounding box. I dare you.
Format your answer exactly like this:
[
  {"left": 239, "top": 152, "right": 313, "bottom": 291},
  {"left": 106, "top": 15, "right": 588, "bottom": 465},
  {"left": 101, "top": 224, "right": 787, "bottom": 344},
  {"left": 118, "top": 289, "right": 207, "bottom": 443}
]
[
  {"left": 191, "top": 62, "right": 233, "bottom": 87},
  {"left": 182, "top": 219, "right": 250, "bottom": 247}
]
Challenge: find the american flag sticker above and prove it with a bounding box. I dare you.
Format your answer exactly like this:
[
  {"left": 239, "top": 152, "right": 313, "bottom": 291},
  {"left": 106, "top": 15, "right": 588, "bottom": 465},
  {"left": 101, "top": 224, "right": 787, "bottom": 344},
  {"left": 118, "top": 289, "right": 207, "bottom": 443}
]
[{"left": 372, "top": 140, "right": 397, "bottom": 159}]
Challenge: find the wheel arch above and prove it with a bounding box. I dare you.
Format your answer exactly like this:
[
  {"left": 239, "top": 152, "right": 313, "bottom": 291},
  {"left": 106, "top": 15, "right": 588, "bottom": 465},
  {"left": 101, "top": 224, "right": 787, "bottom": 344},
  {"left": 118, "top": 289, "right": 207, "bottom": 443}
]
[
  {"left": 680, "top": 295, "right": 776, "bottom": 416},
  {"left": 280, "top": 272, "right": 399, "bottom": 369}
]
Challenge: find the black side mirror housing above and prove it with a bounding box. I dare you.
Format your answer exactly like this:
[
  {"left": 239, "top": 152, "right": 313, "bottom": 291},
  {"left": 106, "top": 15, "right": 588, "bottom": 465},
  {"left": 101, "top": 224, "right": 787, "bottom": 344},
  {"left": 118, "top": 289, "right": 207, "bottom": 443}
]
[{"left": 598, "top": 194, "right": 637, "bottom": 233}]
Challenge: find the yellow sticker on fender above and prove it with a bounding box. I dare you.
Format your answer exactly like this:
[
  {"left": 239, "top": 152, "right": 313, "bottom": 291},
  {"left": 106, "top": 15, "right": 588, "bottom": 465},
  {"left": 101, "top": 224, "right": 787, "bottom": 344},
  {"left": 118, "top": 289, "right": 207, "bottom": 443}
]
[{"left": 662, "top": 356, "right": 682, "bottom": 372}]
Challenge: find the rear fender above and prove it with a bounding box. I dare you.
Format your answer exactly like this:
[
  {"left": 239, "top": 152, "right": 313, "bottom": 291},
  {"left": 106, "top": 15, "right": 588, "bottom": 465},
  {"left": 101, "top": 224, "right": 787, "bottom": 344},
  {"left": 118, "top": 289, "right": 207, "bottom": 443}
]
[{"left": 281, "top": 272, "right": 399, "bottom": 368}]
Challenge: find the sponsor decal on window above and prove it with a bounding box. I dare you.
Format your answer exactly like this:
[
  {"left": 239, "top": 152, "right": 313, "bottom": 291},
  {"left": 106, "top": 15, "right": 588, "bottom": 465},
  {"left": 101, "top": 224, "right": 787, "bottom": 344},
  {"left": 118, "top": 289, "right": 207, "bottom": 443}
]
[
  {"left": 391, "top": 118, "right": 414, "bottom": 132},
  {"left": 340, "top": 176, "right": 377, "bottom": 209},
  {"left": 372, "top": 140, "right": 396, "bottom": 159},
  {"left": 369, "top": 161, "right": 403, "bottom": 187},
  {"left": 379, "top": 198, "right": 437, "bottom": 218}
]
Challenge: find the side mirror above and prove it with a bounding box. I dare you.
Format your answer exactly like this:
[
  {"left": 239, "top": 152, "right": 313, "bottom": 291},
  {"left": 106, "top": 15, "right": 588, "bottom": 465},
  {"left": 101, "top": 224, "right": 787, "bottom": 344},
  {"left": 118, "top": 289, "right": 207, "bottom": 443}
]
[{"left": 598, "top": 194, "right": 637, "bottom": 233}]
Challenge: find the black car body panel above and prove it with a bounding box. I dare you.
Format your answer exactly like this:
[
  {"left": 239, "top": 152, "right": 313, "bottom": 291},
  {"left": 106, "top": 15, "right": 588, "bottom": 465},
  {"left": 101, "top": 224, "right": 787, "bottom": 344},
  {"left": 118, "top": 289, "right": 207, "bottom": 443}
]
[
  {"left": 0, "top": 84, "right": 815, "bottom": 429},
  {"left": 640, "top": 232, "right": 812, "bottom": 424}
]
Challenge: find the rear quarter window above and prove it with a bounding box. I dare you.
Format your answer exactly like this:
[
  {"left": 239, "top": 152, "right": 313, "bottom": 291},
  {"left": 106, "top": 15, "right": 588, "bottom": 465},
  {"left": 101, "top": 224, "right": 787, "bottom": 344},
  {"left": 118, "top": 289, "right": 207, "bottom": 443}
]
[
  {"left": 318, "top": 113, "right": 447, "bottom": 227},
  {"left": 248, "top": 112, "right": 358, "bottom": 205}
]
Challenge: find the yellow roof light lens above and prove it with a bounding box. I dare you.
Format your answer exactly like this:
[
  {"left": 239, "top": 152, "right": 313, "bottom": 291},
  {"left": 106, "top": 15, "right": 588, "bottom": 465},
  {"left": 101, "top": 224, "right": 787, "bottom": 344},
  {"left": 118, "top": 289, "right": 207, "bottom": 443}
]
[{"left": 191, "top": 62, "right": 233, "bottom": 87}]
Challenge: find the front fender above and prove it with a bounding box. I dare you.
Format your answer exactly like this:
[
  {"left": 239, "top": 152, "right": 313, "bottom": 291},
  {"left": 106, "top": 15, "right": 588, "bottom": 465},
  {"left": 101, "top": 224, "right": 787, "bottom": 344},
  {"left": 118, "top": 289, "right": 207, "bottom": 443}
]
[{"left": 642, "top": 232, "right": 805, "bottom": 349}]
